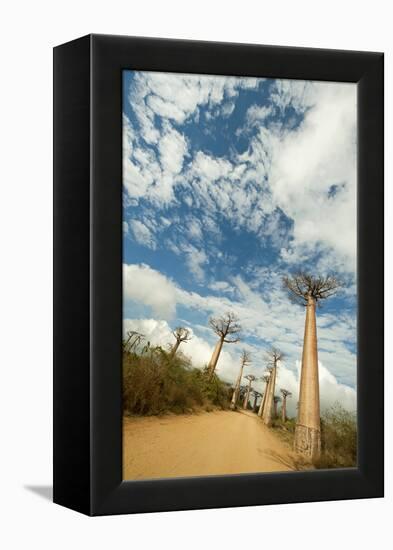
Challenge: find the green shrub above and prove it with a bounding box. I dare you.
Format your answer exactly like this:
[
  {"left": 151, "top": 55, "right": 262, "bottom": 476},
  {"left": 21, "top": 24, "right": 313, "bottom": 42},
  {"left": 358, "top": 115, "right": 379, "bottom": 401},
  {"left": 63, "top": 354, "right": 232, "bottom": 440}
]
[{"left": 123, "top": 347, "right": 230, "bottom": 416}]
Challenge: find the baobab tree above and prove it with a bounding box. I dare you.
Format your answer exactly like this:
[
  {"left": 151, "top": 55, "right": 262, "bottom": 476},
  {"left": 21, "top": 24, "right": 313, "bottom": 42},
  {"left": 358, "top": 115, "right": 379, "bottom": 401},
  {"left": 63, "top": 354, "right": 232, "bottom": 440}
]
[
  {"left": 170, "top": 326, "right": 191, "bottom": 357},
  {"left": 283, "top": 272, "right": 341, "bottom": 458},
  {"left": 238, "top": 385, "right": 247, "bottom": 405},
  {"left": 207, "top": 312, "right": 241, "bottom": 379},
  {"left": 273, "top": 395, "right": 281, "bottom": 419},
  {"left": 243, "top": 374, "right": 256, "bottom": 409},
  {"left": 230, "top": 350, "right": 251, "bottom": 410},
  {"left": 258, "top": 372, "right": 271, "bottom": 417},
  {"left": 280, "top": 388, "right": 292, "bottom": 422},
  {"left": 251, "top": 390, "right": 262, "bottom": 412},
  {"left": 262, "top": 349, "right": 283, "bottom": 427}
]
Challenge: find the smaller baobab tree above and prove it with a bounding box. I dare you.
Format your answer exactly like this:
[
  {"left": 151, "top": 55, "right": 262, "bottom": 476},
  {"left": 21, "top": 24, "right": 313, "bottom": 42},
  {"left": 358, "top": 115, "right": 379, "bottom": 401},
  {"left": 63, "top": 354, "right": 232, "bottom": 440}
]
[
  {"left": 230, "top": 350, "right": 251, "bottom": 410},
  {"left": 243, "top": 374, "right": 256, "bottom": 410},
  {"left": 238, "top": 385, "right": 247, "bottom": 405},
  {"left": 283, "top": 273, "right": 341, "bottom": 458},
  {"left": 280, "top": 389, "right": 292, "bottom": 422},
  {"left": 207, "top": 312, "right": 241, "bottom": 379},
  {"left": 258, "top": 372, "right": 271, "bottom": 418},
  {"left": 170, "top": 326, "right": 191, "bottom": 357},
  {"left": 251, "top": 390, "right": 262, "bottom": 413},
  {"left": 262, "top": 348, "right": 284, "bottom": 427}
]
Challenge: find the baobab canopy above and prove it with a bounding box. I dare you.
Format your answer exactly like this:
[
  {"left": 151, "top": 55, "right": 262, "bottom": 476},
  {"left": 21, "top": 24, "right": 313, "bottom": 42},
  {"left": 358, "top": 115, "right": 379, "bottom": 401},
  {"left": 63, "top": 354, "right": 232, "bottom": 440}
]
[
  {"left": 283, "top": 273, "right": 342, "bottom": 306},
  {"left": 209, "top": 312, "right": 242, "bottom": 343}
]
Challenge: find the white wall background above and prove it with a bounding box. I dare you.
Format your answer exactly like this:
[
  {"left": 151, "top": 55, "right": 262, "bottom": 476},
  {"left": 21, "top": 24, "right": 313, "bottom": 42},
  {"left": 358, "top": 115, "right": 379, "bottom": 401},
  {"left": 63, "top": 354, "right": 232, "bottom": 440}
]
[{"left": 0, "top": 1, "right": 390, "bottom": 548}]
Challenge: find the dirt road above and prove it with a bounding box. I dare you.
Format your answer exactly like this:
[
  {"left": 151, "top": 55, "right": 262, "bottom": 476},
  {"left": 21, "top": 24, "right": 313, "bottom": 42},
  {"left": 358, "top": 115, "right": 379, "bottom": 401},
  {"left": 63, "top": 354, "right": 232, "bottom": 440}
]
[{"left": 123, "top": 410, "right": 304, "bottom": 480}]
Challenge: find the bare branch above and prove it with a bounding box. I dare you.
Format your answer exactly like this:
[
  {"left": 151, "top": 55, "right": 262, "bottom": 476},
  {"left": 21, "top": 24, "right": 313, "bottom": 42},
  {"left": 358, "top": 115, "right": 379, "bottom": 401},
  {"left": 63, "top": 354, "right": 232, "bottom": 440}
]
[
  {"left": 173, "top": 326, "right": 192, "bottom": 344},
  {"left": 280, "top": 388, "right": 292, "bottom": 398},
  {"left": 240, "top": 349, "right": 252, "bottom": 367},
  {"left": 209, "top": 311, "right": 242, "bottom": 343},
  {"left": 282, "top": 273, "right": 342, "bottom": 305},
  {"left": 264, "top": 347, "right": 284, "bottom": 367}
]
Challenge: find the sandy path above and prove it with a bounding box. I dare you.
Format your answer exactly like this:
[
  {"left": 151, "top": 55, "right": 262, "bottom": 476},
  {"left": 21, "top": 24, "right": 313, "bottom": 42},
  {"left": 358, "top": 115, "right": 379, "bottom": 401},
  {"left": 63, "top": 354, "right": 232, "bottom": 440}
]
[{"left": 123, "top": 410, "right": 301, "bottom": 480}]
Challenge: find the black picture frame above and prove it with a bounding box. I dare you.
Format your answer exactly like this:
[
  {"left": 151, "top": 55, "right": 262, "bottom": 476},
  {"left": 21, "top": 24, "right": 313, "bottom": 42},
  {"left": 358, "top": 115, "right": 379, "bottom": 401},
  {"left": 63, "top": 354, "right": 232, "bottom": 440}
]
[{"left": 53, "top": 34, "right": 384, "bottom": 516}]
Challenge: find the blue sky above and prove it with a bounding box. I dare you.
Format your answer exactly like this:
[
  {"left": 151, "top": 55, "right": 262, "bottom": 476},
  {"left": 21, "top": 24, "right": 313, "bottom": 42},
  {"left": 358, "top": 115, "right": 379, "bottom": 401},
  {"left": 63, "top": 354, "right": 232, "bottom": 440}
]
[{"left": 122, "top": 70, "right": 357, "bottom": 415}]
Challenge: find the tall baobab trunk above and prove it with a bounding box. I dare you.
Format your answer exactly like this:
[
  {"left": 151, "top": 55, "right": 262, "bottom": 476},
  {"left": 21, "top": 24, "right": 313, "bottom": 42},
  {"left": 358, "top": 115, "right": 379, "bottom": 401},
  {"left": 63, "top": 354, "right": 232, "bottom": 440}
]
[
  {"left": 170, "top": 339, "right": 181, "bottom": 358},
  {"left": 273, "top": 398, "right": 279, "bottom": 419},
  {"left": 253, "top": 393, "right": 259, "bottom": 412},
  {"left": 262, "top": 367, "right": 276, "bottom": 427},
  {"left": 258, "top": 377, "right": 270, "bottom": 417},
  {"left": 208, "top": 337, "right": 224, "bottom": 378},
  {"left": 207, "top": 312, "right": 241, "bottom": 379},
  {"left": 294, "top": 295, "right": 321, "bottom": 458}
]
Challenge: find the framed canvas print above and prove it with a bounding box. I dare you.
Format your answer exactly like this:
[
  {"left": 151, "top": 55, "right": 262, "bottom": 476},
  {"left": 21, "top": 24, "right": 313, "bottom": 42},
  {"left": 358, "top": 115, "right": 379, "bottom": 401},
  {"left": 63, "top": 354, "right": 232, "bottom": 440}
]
[{"left": 53, "top": 34, "right": 384, "bottom": 516}]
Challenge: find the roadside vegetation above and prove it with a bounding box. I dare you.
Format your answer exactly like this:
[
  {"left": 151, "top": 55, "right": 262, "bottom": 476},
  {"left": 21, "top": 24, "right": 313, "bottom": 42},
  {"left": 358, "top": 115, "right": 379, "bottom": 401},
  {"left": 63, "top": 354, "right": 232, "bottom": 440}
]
[
  {"left": 315, "top": 404, "right": 357, "bottom": 469},
  {"left": 271, "top": 404, "right": 357, "bottom": 469},
  {"left": 123, "top": 346, "right": 231, "bottom": 416}
]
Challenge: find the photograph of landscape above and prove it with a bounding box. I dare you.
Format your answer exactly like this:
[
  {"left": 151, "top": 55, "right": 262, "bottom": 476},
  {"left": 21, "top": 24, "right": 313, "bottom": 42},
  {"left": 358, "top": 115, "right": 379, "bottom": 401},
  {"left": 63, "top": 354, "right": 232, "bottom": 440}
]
[{"left": 122, "top": 70, "right": 357, "bottom": 480}]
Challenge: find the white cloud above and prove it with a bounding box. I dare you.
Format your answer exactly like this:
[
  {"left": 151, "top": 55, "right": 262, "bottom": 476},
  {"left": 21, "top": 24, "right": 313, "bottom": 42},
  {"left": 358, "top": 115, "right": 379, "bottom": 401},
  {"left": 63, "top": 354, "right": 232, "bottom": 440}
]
[
  {"left": 129, "top": 71, "right": 260, "bottom": 136},
  {"left": 191, "top": 151, "right": 232, "bottom": 182},
  {"left": 270, "top": 79, "right": 316, "bottom": 114},
  {"left": 268, "top": 81, "right": 357, "bottom": 273},
  {"left": 183, "top": 245, "right": 208, "bottom": 282},
  {"left": 158, "top": 124, "right": 188, "bottom": 176},
  {"left": 208, "top": 281, "right": 235, "bottom": 294},
  {"left": 245, "top": 104, "right": 273, "bottom": 124},
  {"left": 221, "top": 101, "right": 235, "bottom": 117},
  {"left": 123, "top": 264, "right": 177, "bottom": 319},
  {"left": 187, "top": 218, "right": 203, "bottom": 242},
  {"left": 124, "top": 76, "right": 357, "bottom": 281},
  {"left": 129, "top": 219, "right": 156, "bottom": 249}
]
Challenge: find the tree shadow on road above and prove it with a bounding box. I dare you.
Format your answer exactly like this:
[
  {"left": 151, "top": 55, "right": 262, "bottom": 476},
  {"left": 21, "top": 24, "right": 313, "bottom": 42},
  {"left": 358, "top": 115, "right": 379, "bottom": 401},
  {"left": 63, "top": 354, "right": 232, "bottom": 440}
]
[{"left": 261, "top": 449, "right": 312, "bottom": 472}]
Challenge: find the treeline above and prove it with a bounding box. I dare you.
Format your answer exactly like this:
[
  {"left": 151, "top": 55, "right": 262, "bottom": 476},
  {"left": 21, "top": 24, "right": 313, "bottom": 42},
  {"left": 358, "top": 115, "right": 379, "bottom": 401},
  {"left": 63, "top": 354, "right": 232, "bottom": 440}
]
[{"left": 123, "top": 345, "right": 231, "bottom": 416}]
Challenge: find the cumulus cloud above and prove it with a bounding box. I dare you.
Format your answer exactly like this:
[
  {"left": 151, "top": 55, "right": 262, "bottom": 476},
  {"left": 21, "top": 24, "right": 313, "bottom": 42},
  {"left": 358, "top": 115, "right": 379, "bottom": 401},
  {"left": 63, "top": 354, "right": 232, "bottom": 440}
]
[
  {"left": 268, "top": 81, "right": 357, "bottom": 273},
  {"left": 123, "top": 264, "right": 177, "bottom": 319}
]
